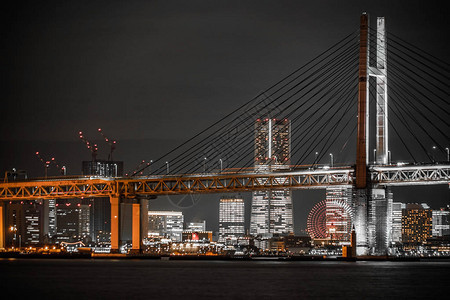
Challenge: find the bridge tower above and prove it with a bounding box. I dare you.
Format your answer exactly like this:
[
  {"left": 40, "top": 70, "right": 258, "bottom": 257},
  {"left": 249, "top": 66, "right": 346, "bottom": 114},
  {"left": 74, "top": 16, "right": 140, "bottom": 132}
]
[
  {"left": 368, "top": 17, "right": 393, "bottom": 255},
  {"left": 354, "top": 13, "right": 370, "bottom": 256},
  {"left": 354, "top": 15, "right": 393, "bottom": 256}
]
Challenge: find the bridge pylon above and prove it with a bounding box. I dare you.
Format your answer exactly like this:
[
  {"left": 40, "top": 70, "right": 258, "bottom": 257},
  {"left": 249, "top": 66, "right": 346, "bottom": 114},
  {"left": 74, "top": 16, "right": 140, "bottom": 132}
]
[{"left": 354, "top": 12, "right": 370, "bottom": 256}]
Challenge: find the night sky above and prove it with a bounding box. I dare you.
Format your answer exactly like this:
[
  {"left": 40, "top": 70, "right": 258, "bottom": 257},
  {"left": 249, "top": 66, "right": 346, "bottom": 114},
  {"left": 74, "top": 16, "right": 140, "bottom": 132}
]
[{"left": 2, "top": 0, "right": 449, "bottom": 233}]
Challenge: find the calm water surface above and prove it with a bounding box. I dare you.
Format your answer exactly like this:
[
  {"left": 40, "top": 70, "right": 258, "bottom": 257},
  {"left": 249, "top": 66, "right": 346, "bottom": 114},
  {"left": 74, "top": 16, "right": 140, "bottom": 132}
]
[{"left": 1, "top": 259, "right": 449, "bottom": 299}]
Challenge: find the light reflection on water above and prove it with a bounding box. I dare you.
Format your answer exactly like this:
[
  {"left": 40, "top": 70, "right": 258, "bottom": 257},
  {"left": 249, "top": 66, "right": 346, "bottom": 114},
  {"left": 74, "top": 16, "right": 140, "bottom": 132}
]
[{"left": 1, "top": 259, "right": 449, "bottom": 299}]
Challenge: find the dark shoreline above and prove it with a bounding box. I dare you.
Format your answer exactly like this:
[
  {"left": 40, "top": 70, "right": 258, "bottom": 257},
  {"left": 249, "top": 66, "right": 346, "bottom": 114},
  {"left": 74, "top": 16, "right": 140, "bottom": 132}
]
[{"left": 2, "top": 252, "right": 449, "bottom": 262}]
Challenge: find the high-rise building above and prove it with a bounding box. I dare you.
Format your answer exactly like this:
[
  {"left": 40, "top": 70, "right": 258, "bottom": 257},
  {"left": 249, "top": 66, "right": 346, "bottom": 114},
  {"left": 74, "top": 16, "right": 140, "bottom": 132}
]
[
  {"left": 368, "top": 188, "right": 393, "bottom": 255},
  {"left": 432, "top": 208, "right": 450, "bottom": 237},
  {"left": 5, "top": 201, "right": 44, "bottom": 247},
  {"left": 402, "top": 203, "right": 432, "bottom": 244},
  {"left": 90, "top": 198, "right": 111, "bottom": 243},
  {"left": 390, "top": 202, "right": 403, "bottom": 244},
  {"left": 48, "top": 199, "right": 57, "bottom": 237},
  {"left": 148, "top": 211, "right": 184, "bottom": 241},
  {"left": 55, "top": 199, "right": 91, "bottom": 243},
  {"left": 250, "top": 118, "right": 293, "bottom": 236},
  {"left": 82, "top": 160, "right": 123, "bottom": 177},
  {"left": 219, "top": 197, "right": 245, "bottom": 244},
  {"left": 325, "top": 187, "right": 354, "bottom": 242},
  {"left": 23, "top": 201, "right": 43, "bottom": 245}
]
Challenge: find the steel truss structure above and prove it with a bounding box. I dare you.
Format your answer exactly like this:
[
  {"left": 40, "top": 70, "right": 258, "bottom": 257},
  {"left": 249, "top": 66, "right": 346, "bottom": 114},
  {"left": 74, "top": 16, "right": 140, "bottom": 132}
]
[
  {"left": 0, "top": 164, "right": 448, "bottom": 201},
  {"left": 370, "top": 165, "right": 450, "bottom": 186}
]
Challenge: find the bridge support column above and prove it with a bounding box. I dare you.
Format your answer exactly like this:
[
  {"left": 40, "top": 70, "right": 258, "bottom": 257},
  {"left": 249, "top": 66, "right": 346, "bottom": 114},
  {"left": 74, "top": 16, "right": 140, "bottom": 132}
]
[
  {"left": 354, "top": 189, "right": 368, "bottom": 256},
  {"left": 140, "top": 198, "right": 149, "bottom": 250},
  {"left": 110, "top": 195, "right": 121, "bottom": 253},
  {"left": 354, "top": 13, "right": 370, "bottom": 257},
  {"left": 131, "top": 202, "right": 140, "bottom": 254},
  {"left": 0, "top": 201, "right": 4, "bottom": 250}
]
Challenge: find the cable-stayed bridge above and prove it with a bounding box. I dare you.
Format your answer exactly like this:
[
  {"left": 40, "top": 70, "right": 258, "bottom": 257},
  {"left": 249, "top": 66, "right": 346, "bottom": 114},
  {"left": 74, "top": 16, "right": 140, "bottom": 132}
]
[{"left": 0, "top": 14, "right": 448, "bottom": 255}]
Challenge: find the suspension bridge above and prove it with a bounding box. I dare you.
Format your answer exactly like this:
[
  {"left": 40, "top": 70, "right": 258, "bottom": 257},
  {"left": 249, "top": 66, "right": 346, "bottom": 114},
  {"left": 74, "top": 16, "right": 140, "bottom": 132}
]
[{"left": 0, "top": 14, "right": 448, "bottom": 255}]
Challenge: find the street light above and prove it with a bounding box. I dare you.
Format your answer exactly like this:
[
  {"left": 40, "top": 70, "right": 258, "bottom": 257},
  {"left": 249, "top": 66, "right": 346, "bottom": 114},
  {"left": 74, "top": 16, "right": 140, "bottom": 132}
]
[
  {"left": 219, "top": 159, "right": 223, "bottom": 172},
  {"left": 148, "top": 160, "right": 153, "bottom": 173},
  {"left": 10, "top": 226, "right": 17, "bottom": 249},
  {"left": 387, "top": 150, "right": 391, "bottom": 165},
  {"left": 203, "top": 157, "right": 207, "bottom": 173},
  {"left": 373, "top": 149, "right": 377, "bottom": 164},
  {"left": 329, "top": 153, "right": 334, "bottom": 168},
  {"left": 432, "top": 146, "right": 437, "bottom": 162},
  {"left": 314, "top": 151, "right": 319, "bottom": 168},
  {"left": 165, "top": 161, "right": 169, "bottom": 174},
  {"left": 446, "top": 148, "right": 449, "bottom": 162}
]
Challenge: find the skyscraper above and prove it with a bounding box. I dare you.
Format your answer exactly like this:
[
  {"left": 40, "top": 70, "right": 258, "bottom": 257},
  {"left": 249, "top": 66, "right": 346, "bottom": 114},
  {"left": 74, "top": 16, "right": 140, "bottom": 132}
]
[
  {"left": 368, "top": 188, "right": 393, "bottom": 255},
  {"left": 325, "top": 187, "right": 354, "bottom": 242},
  {"left": 250, "top": 118, "right": 293, "bottom": 236},
  {"left": 55, "top": 199, "right": 91, "bottom": 243},
  {"left": 5, "top": 200, "right": 44, "bottom": 247},
  {"left": 390, "top": 202, "right": 403, "bottom": 244},
  {"left": 219, "top": 197, "right": 245, "bottom": 244}
]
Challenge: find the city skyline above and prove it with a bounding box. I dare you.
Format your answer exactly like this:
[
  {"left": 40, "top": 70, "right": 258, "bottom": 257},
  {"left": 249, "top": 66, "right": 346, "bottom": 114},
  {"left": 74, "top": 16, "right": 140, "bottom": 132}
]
[{"left": 1, "top": 1, "right": 449, "bottom": 248}]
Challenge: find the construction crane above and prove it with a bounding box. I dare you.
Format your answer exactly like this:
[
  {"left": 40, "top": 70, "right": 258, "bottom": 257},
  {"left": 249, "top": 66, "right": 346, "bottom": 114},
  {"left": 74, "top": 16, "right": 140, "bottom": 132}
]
[
  {"left": 126, "top": 160, "right": 151, "bottom": 176},
  {"left": 35, "top": 152, "right": 52, "bottom": 178},
  {"left": 79, "top": 131, "right": 98, "bottom": 161},
  {"left": 35, "top": 152, "right": 67, "bottom": 176},
  {"left": 97, "top": 128, "right": 117, "bottom": 161}
]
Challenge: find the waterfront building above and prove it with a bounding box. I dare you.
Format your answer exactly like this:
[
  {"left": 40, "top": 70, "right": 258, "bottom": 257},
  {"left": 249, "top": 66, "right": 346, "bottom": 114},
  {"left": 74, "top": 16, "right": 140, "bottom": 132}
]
[
  {"left": 368, "top": 188, "right": 393, "bottom": 255},
  {"left": 90, "top": 198, "right": 110, "bottom": 243},
  {"left": 325, "top": 187, "right": 354, "bottom": 242},
  {"left": 186, "top": 221, "right": 206, "bottom": 232},
  {"left": 432, "top": 208, "right": 450, "bottom": 237},
  {"left": 182, "top": 231, "right": 213, "bottom": 242},
  {"left": 250, "top": 118, "right": 293, "bottom": 236},
  {"left": 390, "top": 202, "right": 403, "bottom": 244},
  {"left": 148, "top": 211, "right": 184, "bottom": 241},
  {"left": 23, "top": 201, "right": 43, "bottom": 245},
  {"left": 219, "top": 197, "right": 245, "bottom": 244},
  {"left": 402, "top": 203, "right": 432, "bottom": 244},
  {"left": 5, "top": 201, "right": 44, "bottom": 247},
  {"left": 55, "top": 199, "right": 91, "bottom": 243}
]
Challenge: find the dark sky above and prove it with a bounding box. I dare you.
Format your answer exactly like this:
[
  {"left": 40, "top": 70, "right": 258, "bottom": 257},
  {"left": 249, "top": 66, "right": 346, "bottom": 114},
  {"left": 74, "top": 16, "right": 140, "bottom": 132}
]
[{"left": 2, "top": 0, "right": 449, "bottom": 233}]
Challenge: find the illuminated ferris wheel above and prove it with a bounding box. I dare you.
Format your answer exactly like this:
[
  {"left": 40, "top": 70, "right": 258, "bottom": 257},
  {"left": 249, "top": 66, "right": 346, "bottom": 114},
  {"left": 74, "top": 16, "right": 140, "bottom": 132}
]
[
  {"left": 307, "top": 200, "right": 328, "bottom": 239},
  {"left": 307, "top": 199, "right": 354, "bottom": 240}
]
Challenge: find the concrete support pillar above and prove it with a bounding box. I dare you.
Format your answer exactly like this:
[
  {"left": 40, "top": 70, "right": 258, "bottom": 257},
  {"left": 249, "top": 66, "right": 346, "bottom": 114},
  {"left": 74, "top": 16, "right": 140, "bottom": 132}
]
[
  {"left": 131, "top": 203, "right": 140, "bottom": 253},
  {"left": 354, "top": 189, "right": 368, "bottom": 256},
  {"left": 110, "top": 195, "right": 120, "bottom": 253},
  {"left": 0, "top": 202, "right": 4, "bottom": 250},
  {"left": 140, "top": 198, "right": 149, "bottom": 249}
]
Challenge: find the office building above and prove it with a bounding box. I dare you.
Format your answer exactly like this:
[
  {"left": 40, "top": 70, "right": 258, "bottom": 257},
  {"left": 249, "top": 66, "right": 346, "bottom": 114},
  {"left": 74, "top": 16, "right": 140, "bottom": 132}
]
[
  {"left": 250, "top": 118, "right": 293, "bottom": 236},
  {"left": 5, "top": 201, "right": 44, "bottom": 247},
  {"left": 82, "top": 160, "right": 123, "bottom": 177},
  {"left": 432, "top": 208, "right": 450, "bottom": 237},
  {"left": 390, "top": 202, "right": 403, "bottom": 244},
  {"left": 368, "top": 188, "right": 393, "bottom": 254},
  {"left": 402, "top": 203, "right": 432, "bottom": 244},
  {"left": 148, "top": 211, "right": 184, "bottom": 241},
  {"left": 55, "top": 199, "right": 91, "bottom": 243},
  {"left": 219, "top": 197, "right": 245, "bottom": 244},
  {"left": 186, "top": 221, "right": 206, "bottom": 232},
  {"left": 325, "top": 187, "right": 354, "bottom": 242}
]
